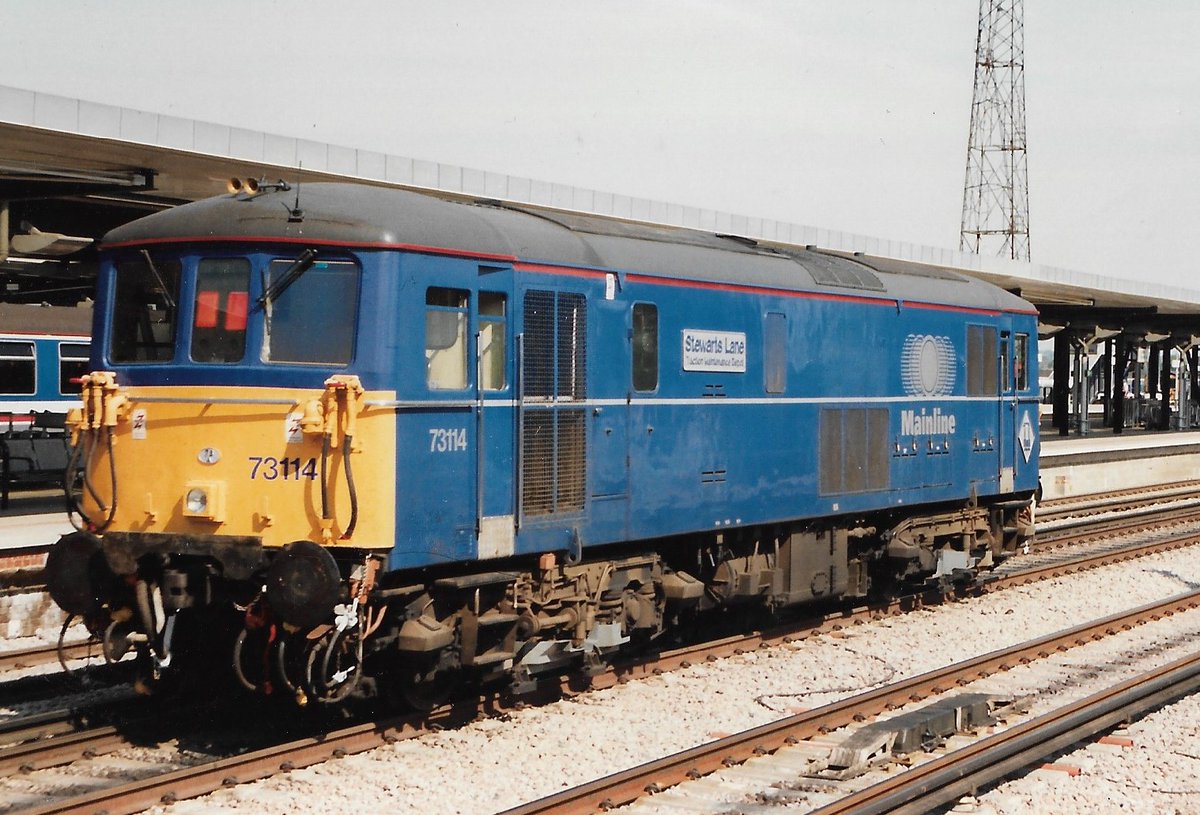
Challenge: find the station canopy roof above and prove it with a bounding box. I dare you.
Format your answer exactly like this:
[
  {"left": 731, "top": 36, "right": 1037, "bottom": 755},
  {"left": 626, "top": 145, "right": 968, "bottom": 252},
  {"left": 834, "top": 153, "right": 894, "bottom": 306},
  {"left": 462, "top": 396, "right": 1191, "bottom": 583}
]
[{"left": 2, "top": 85, "right": 1199, "bottom": 346}]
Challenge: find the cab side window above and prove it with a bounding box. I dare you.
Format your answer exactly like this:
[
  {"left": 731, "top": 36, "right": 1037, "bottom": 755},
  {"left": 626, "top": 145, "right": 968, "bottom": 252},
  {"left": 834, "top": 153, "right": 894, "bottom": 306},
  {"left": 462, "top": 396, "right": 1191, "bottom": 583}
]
[
  {"left": 479, "top": 292, "right": 507, "bottom": 390},
  {"left": 426, "top": 287, "right": 469, "bottom": 390}
]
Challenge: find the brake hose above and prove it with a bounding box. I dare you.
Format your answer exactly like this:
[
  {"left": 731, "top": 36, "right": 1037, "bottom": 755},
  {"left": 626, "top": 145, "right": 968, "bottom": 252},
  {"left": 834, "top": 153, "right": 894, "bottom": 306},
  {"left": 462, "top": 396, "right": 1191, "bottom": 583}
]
[
  {"left": 341, "top": 433, "right": 358, "bottom": 539},
  {"left": 65, "top": 425, "right": 117, "bottom": 533},
  {"left": 80, "top": 428, "right": 106, "bottom": 510},
  {"left": 98, "top": 427, "right": 118, "bottom": 532},
  {"left": 320, "top": 431, "right": 332, "bottom": 523}
]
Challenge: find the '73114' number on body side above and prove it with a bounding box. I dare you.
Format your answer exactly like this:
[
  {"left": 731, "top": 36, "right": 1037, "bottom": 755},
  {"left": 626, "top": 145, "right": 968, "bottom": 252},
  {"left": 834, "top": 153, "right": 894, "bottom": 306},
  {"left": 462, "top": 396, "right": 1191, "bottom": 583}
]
[{"left": 429, "top": 428, "right": 467, "bottom": 452}]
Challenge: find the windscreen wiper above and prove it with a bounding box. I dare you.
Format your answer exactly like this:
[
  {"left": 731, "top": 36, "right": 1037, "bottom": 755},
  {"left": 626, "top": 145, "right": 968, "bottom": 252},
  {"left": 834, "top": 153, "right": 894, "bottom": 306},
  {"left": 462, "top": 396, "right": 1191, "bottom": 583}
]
[
  {"left": 140, "top": 249, "right": 176, "bottom": 310},
  {"left": 257, "top": 248, "right": 318, "bottom": 308}
]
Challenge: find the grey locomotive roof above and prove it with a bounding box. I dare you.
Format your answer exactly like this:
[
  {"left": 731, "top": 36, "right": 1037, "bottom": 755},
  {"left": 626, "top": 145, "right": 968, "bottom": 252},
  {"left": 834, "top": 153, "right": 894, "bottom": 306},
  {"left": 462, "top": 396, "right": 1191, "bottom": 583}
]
[{"left": 103, "top": 183, "right": 1033, "bottom": 313}]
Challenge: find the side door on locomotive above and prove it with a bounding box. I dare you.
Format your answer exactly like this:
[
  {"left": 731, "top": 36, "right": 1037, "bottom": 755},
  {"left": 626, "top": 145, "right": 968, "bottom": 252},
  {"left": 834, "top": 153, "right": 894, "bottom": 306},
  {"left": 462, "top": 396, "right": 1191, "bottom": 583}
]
[{"left": 397, "top": 261, "right": 516, "bottom": 566}]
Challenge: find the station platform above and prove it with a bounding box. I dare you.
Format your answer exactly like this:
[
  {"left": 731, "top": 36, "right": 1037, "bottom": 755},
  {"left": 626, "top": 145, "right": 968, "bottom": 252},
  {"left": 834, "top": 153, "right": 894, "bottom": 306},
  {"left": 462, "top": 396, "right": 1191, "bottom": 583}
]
[
  {"left": 0, "top": 489, "right": 71, "bottom": 551},
  {"left": 1040, "top": 429, "right": 1200, "bottom": 500}
]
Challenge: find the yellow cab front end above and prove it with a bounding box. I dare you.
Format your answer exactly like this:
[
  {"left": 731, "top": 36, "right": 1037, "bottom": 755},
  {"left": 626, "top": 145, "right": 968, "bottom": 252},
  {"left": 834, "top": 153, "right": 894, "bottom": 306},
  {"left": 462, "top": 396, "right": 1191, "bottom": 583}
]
[{"left": 44, "top": 241, "right": 398, "bottom": 702}]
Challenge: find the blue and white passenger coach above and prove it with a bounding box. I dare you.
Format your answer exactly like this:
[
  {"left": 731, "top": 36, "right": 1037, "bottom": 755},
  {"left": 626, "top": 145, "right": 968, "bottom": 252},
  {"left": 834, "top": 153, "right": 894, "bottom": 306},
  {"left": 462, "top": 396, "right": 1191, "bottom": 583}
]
[
  {"left": 0, "top": 303, "right": 91, "bottom": 429},
  {"left": 47, "top": 182, "right": 1039, "bottom": 703}
]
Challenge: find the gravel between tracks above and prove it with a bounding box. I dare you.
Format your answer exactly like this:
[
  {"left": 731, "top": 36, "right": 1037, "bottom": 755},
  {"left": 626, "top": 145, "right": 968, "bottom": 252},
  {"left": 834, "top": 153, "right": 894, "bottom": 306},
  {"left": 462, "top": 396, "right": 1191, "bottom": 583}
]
[{"left": 128, "top": 547, "right": 1200, "bottom": 815}]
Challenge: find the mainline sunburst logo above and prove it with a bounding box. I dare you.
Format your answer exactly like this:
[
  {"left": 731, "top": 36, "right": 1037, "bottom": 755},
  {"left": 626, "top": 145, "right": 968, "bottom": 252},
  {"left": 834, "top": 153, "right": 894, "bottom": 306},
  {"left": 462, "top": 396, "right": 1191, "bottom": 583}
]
[{"left": 901, "top": 334, "right": 956, "bottom": 397}]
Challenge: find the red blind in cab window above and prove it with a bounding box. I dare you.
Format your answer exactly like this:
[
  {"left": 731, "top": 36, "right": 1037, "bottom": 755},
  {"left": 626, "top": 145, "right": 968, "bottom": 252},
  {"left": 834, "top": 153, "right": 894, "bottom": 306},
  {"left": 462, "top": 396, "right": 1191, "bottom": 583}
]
[
  {"left": 226, "top": 292, "right": 248, "bottom": 330},
  {"left": 195, "top": 291, "right": 219, "bottom": 328}
]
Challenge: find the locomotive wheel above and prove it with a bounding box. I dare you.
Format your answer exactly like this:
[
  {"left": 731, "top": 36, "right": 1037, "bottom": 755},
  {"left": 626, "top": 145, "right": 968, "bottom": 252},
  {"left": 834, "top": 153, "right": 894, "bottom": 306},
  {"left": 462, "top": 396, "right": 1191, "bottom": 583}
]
[{"left": 396, "top": 667, "right": 458, "bottom": 712}]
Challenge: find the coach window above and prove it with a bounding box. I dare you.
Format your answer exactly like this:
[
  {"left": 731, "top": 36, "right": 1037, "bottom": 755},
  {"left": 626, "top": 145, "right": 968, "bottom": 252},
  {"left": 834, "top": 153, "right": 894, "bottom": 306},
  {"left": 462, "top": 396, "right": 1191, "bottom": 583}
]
[
  {"left": 58, "top": 343, "right": 90, "bottom": 394},
  {"left": 632, "top": 302, "right": 658, "bottom": 391},
  {"left": 764, "top": 312, "right": 787, "bottom": 394},
  {"left": 426, "top": 287, "right": 469, "bottom": 390},
  {"left": 479, "top": 292, "right": 507, "bottom": 390},
  {"left": 0, "top": 341, "right": 35, "bottom": 394},
  {"left": 263, "top": 258, "right": 359, "bottom": 364},
  {"left": 1014, "top": 333, "right": 1029, "bottom": 391},
  {"left": 191, "top": 259, "right": 250, "bottom": 363},
  {"left": 111, "top": 255, "right": 181, "bottom": 362}
]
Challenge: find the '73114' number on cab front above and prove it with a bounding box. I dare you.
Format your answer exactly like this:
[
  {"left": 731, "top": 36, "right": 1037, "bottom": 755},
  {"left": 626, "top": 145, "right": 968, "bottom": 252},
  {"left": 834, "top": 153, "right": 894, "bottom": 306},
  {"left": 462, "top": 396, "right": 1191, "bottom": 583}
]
[{"left": 248, "top": 456, "right": 318, "bottom": 480}]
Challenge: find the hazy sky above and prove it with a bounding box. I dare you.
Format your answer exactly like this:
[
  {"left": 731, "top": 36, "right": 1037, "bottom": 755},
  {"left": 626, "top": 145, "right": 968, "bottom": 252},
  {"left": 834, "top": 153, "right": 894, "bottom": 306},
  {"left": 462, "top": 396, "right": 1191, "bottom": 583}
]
[{"left": 2, "top": 1, "right": 1197, "bottom": 287}]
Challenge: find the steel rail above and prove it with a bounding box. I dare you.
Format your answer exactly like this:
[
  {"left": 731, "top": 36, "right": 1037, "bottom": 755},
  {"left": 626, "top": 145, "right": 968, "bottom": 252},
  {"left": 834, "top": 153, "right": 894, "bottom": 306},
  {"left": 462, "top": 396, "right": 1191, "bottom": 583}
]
[
  {"left": 1035, "top": 502, "right": 1200, "bottom": 545},
  {"left": 13, "top": 705, "right": 468, "bottom": 815},
  {"left": 1037, "top": 480, "right": 1200, "bottom": 519},
  {"left": 494, "top": 589, "right": 1200, "bottom": 815},
  {"left": 0, "top": 641, "right": 100, "bottom": 673},
  {"left": 992, "top": 526, "right": 1200, "bottom": 590},
  {"left": 0, "top": 716, "right": 87, "bottom": 753},
  {"left": 0, "top": 724, "right": 129, "bottom": 776}
]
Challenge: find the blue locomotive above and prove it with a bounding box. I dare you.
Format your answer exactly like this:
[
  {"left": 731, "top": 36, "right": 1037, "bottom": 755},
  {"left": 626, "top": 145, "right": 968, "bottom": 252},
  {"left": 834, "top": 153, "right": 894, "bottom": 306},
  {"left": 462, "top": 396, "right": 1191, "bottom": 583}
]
[{"left": 45, "top": 182, "right": 1038, "bottom": 704}]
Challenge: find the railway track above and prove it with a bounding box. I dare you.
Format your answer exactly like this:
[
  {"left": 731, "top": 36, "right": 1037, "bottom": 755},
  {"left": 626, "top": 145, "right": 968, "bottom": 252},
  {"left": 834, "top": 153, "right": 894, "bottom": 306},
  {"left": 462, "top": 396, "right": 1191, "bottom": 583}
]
[
  {"left": 1036, "top": 479, "right": 1200, "bottom": 523},
  {"left": 804, "top": 650, "right": 1200, "bottom": 815},
  {"left": 4, "top": 487, "right": 1200, "bottom": 813},
  {"left": 8, "top": 587, "right": 1199, "bottom": 815},
  {"left": 4, "top": 530, "right": 1200, "bottom": 814},
  {"left": 0, "top": 642, "right": 103, "bottom": 674},
  {"left": 498, "top": 590, "right": 1200, "bottom": 815}
]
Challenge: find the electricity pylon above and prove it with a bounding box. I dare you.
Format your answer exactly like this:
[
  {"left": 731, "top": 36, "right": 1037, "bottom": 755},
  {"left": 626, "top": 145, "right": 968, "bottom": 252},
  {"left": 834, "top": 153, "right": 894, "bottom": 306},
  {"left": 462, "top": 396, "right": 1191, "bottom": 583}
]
[{"left": 960, "top": 0, "right": 1030, "bottom": 260}]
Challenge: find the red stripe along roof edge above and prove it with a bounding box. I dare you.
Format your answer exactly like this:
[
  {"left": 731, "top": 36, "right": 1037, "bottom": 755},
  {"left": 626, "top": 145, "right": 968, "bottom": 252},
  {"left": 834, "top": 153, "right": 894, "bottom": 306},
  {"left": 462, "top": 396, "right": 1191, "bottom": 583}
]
[{"left": 100, "top": 234, "right": 1036, "bottom": 317}]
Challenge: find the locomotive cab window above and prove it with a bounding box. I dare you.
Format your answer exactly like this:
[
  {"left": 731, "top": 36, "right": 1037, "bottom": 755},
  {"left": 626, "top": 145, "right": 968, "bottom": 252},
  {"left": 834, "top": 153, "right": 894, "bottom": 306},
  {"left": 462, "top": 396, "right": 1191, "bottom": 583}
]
[
  {"left": 0, "top": 341, "right": 35, "bottom": 395},
  {"left": 191, "top": 258, "right": 250, "bottom": 363},
  {"left": 263, "top": 258, "right": 359, "bottom": 365},
  {"left": 58, "top": 343, "right": 90, "bottom": 394},
  {"left": 632, "top": 302, "right": 658, "bottom": 392},
  {"left": 426, "top": 287, "right": 469, "bottom": 390},
  {"left": 479, "top": 292, "right": 507, "bottom": 390},
  {"left": 111, "top": 255, "right": 181, "bottom": 363}
]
